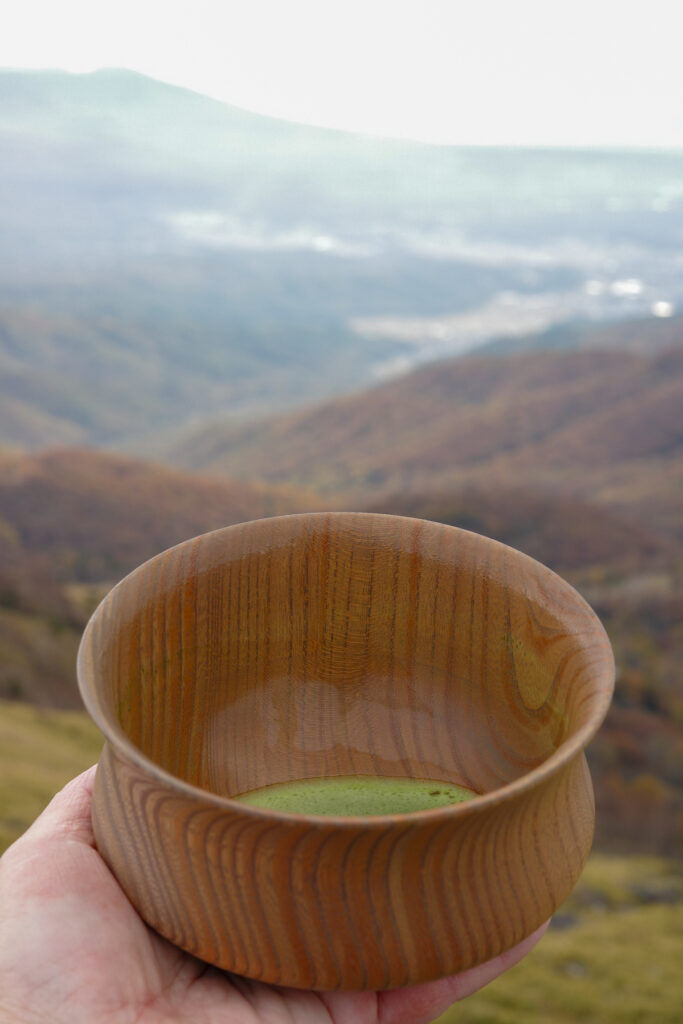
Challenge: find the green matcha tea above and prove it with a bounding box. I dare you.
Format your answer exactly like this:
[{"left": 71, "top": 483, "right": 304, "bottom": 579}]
[{"left": 235, "top": 775, "right": 477, "bottom": 816}]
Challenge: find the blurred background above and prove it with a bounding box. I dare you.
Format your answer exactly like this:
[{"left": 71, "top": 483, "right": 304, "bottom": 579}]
[{"left": 0, "top": 2, "right": 681, "bottom": 1020}]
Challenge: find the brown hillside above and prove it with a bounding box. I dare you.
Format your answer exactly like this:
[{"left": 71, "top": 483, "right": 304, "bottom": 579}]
[
  {"left": 366, "top": 487, "right": 675, "bottom": 575},
  {"left": 0, "top": 448, "right": 312, "bottom": 582},
  {"left": 575, "top": 313, "right": 683, "bottom": 355},
  {"left": 0, "top": 448, "right": 316, "bottom": 707},
  {"left": 170, "top": 344, "right": 683, "bottom": 544},
  {"left": 499, "top": 350, "right": 683, "bottom": 469},
  {"left": 173, "top": 348, "right": 643, "bottom": 481}
]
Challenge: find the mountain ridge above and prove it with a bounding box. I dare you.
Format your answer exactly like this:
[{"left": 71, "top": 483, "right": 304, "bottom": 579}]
[
  {"left": 0, "top": 447, "right": 313, "bottom": 583},
  {"left": 168, "top": 338, "right": 683, "bottom": 537},
  {"left": 3, "top": 67, "right": 683, "bottom": 449}
]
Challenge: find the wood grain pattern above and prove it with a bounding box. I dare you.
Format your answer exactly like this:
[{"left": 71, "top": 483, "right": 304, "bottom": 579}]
[{"left": 77, "top": 513, "right": 614, "bottom": 990}]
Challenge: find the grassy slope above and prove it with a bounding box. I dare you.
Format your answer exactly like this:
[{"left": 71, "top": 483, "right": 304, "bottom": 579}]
[
  {"left": 438, "top": 899, "right": 683, "bottom": 1023},
  {"left": 1, "top": 700, "right": 681, "bottom": 1024},
  {"left": 0, "top": 699, "right": 102, "bottom": 852}
]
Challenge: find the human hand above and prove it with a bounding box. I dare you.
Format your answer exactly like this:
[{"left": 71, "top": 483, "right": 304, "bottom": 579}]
[{"left": 0, "top": 768, "right": 548, "bottom": 1024}]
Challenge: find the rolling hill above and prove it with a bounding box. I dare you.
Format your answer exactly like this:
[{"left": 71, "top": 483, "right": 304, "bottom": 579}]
[
  {"left": 364, "top": 487, "right": 674, "bottom": 576},
  {"left": 4, "top": 67, "right": 683, "bottom": 266},
  {"left": 0, "top": 448, "right": 312, "bottom": 706},
  {"left": 0, "top": 266, "right": 409, "bottom": 448},
  {"left": 169, "top": 337, "right": 683, "bottom": 543},
  {"left": 0, "top": 447, "right": 309, "bottom": 582}
]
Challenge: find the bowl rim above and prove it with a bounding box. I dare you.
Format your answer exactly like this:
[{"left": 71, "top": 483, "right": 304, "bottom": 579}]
[{"left": 77, "top": 512, "right": 615, "bottom": 828}]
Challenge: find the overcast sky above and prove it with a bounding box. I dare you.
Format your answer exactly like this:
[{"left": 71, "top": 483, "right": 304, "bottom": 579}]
[{"left": 2, "top": 0, "right": 682, "bottom": 148}]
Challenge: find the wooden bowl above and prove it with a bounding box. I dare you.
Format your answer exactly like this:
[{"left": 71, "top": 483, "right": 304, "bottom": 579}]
[{"left": 77, "top": 512, "right": 614, "bottom": 990}]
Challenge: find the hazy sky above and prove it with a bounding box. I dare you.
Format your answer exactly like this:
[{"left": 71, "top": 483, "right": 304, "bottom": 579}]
[{"left": 2, "top": 0, "right": 682, "bottom": 147}]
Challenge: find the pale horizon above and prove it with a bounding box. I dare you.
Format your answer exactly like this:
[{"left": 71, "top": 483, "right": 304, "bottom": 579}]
[{"left": 2, "top": 0, "right": 683, "bottom": 149}]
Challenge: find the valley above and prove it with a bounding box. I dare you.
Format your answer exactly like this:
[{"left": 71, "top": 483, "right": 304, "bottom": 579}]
[{"left": 3, "top": 68, "right": 683, "bottom": 451}]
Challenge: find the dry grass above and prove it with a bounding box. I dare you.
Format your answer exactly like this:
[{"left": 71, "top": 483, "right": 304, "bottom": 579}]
[
  {"left": 437, "top": 856, "right": 683, "bottom": 1024},
  {"left": 0, "top": 698, "right": 102, "bottom": 852}
]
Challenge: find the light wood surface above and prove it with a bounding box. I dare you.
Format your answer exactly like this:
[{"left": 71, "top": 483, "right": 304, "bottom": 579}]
[{"left": 78, "top": 513, "right": 614, "bottom": 989}]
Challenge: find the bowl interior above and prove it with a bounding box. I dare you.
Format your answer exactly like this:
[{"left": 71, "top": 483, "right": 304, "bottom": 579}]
[{"left": 80, "top": 513, "right": 612, "bottom": 802}]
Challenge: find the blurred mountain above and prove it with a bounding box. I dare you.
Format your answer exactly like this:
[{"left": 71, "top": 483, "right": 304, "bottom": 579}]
[
  {"left": 0, "top": 291, "right": 380, "bottom": 446},
  {"left": 4, "top": 66, "right": 682, "bottom": 259},
  {"left": 169, "top": 329, "right": 683, "bottom": 545},
  {"left": 3, "top": 68, "right": 683, "bottom": 447},
  {"left": 365, "top": 487, "right": 674, "bottom": 576},
  {"left": 0, "top": 447, "right": 308, "bottom": 583},
  {"left": 0, "top": 447, "right": 313, "bottom": 706}
]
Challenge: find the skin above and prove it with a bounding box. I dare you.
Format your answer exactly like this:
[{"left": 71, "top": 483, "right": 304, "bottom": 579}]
[{"left": 0, "top": 768, "right": 548, "bottom": 1024}]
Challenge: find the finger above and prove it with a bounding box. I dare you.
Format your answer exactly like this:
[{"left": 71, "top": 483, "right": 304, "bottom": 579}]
[
  {"left": 13, "top": 765, "right": 98, "bottom": 850},
  {"left": 378, "top": 920, "right": 550, "bottom": 1024}
]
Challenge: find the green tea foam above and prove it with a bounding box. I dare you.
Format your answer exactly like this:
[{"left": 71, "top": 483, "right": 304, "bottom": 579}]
[{"left": 235, "top": 775, "right": 477, "bottom": 816}]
